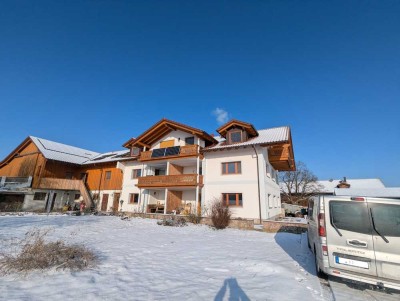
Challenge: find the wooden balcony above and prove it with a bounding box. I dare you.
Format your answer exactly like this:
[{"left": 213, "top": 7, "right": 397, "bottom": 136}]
[
  {"left": 137, "top": 174, "right": 203, "bottom": 188},
  {"left": 140, "top": 145, "right": 199, "bottom": 161}
]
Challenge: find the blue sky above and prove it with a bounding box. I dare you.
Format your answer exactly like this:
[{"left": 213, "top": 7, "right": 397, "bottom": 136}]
[{"left": 1, "top": 1, "right": 399, "bottom": 186}]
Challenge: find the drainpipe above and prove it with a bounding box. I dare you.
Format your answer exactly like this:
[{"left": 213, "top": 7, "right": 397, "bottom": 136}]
[{"left": 252, "top": 145, "right": 262, "bottom": 223}]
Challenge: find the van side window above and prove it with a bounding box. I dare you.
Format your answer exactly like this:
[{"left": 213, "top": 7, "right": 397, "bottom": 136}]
[
  {"left": 308, "top": 200, "right": 314, "bottom": 221},
  {"left": 329, "top": 201, "right": 372, "bottom": 235},
  {"left": 369, "top": 204, "right": 400, "bottom": 237}
]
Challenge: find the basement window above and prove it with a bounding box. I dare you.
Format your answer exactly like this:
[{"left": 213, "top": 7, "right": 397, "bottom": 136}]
[{"left": 33, "top": 192, "right": 47, "bottom": 201}]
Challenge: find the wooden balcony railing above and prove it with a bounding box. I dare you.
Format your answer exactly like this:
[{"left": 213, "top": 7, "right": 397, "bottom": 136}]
[
  {"left": 38, "top": 178, "right": 93, "bottom": 207},
  {"left": 140, "top": 144, "right": 199, "bottom": 161},
  {"left": 137, "top": 174, "right": 203, "bottom": 188}
]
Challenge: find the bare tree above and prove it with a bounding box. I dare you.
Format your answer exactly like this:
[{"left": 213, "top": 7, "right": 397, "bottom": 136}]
[{"left": 279, "top": 161, "right": 322, "bottom": 206}]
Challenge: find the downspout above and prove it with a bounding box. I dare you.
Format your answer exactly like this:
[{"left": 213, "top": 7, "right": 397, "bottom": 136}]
[{"left": 252, "top": 145, "right": 262, "bottom": 223}]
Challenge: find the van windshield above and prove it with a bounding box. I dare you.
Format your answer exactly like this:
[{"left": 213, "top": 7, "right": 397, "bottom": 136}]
[
  {"left": 369, "top": 204, "right": 400, "bottom": 237},
  {"left": 329, "top": 201, "right": 372, "bottom": 235}
]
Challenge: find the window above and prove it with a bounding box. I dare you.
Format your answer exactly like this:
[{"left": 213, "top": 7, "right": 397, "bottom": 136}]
[
  {"left": 131, "top": 169, "right": 142, "bottom": 179},
  {"left": 129, "top": 193, "right": 139, "bottom": 204},
  {"left": 74, "top": 194, "right": 81, "bottom": 200},
  {"left": 105, "top": 171, "right": 111, "bottom": 180},
  {"left": 268, "top": 194, "right": 272, "bottom": 209},
  {"left": 222, "top": 193, "right": 243, "bottom": 206},
  {"left": 33, "top": 192, "right": 47, "bottom": 201},
  {"left": 65, "top": 172, "right": 73, "bottom": 179},
  {"left": 185, "top": 136, "right": 195, "bottom": 145},
  {"left": 155, "top": 169, "right": 166, "bottom": 176},
  {"left": 329, "top": 201, "right": 372, "bottom": 235},
  {"left": 369, "top": 204, "right": 400, "bottom": 237},
  {"left": 229, "top": 131, "right": 242, "bottom": 143},
  {"left": 222, "top": 162, "right": 241, "bottom": 174}
]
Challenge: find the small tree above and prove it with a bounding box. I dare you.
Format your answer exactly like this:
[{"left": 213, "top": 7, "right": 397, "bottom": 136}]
[
  {"left": 210, "top": 198, "right": 232, "bottom": 229},
  {"left": 279, "top": 161, "right": 322, "bottom": 206}
]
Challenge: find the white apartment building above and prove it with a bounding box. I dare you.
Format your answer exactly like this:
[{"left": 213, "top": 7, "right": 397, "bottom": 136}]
[{"left": 116, "top": 118, "right": 295, "bottom": 222}]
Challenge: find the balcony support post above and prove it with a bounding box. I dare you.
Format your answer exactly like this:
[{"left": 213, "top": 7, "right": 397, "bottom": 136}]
[{"left": 164, "top": 188, "right": 168, "bottom": 214}]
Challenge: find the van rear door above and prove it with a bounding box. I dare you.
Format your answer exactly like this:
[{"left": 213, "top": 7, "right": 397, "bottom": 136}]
[
  {"left": 367, "top": 198, "right": 400, "bottom": 283},
  {"left": 325, "top": 198, "right": 377, "bottom": 277}
]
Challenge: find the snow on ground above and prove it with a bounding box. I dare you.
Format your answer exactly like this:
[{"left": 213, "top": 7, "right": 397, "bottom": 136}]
[{"left": 0, "top": 215, "right": 330, "bottom": 301}]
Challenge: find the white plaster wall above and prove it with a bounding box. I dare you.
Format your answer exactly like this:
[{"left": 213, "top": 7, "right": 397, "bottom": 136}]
[
  {"left": 202, "top": 146, "right": 281, "bottom": 220},
  {"left": 117, "top": 160, "right": 143, "bottom": 212},
  {"left": 151, "top": 130, "right": 205, "bottom": 149},
  {"left": 203, "top": 148, "right": 260, "bottom": 219},
  {"left": 183, "top": 165, "right": 197, "bottom": 174}
]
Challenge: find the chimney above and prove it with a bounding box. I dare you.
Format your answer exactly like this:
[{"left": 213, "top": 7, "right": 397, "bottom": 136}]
[{"left": 336, "top": 176, "right": 350, "bottom": 189}]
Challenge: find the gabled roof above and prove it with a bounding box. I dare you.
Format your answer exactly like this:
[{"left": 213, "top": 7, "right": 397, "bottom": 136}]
[
  {"left": 334, "top": 188, "right": 400, "bottom": 198},
  {"left": 30, "top": 136, "right": 100, "bottom": 165},
  {"left": 281, "top": 178, "right": 387, "bottom": 194},
  {"left": 123, "top": 118, "right": 218, "bottom": 148},
  {"left": 205, "top": 126, "right": 290, "bottom": 151},
  {"left": 318, "top": 178, "right": 385, "bottom": 193},
  {"left": 217, "top": 119, "right": 258, "bottom": 138}
]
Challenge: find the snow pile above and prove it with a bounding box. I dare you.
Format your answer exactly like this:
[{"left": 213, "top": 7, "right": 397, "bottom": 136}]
[{"left": 0, "top": 216, "right": 330, "bottom": 300}]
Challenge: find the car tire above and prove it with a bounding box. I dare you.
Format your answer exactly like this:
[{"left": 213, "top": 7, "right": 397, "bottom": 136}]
[{"left": 314, "top": 246, "right": 327, "bottom": 279}]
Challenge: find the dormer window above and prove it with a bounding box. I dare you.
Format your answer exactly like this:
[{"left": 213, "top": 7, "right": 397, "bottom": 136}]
[{"left": 229, "top": 131, "right": 242, "bottom": 143}]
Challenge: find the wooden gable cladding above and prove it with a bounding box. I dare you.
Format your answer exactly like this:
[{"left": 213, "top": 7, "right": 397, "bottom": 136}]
[
  {"left": 0, "top": 138, "right": 44, "bottom": 186},
  {"left": 122, "top": 118, "right": 217, "bottom": 149},
  {"left": 217, "top": 119, "right": 259, "bottom": 139}
]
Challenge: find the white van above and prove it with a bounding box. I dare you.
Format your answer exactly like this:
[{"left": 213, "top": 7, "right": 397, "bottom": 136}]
[{"left": 307, "top": 195, "right": 400, "bottom": 290}]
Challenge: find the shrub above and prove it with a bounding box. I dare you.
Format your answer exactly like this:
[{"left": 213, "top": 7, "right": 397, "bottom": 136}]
[
  {"left": 0, "top": 228, "right": 97, "bottom": 275},
  {"left": 157, "top": 216, "right": 187, "bottom": 227},
  {"left": 210, "top": 199, "right": 232, "bottom": 230},
  {"left": 187, "top": 213, "right": 202, "bottom": 224}
]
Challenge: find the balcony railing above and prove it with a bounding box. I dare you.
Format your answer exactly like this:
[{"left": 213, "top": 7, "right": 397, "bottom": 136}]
[
  {"left": 0, "top": 176, "right": 32, "bottom": 190},
  {"left": 140, "top": 145, "right": 199, "bottom": 161},
  {"left": 137, "top": 174, "right": 203, "bottom": 188}
]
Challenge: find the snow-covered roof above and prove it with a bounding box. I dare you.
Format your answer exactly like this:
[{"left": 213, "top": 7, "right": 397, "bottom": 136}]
[
  {"left": 30, "top": 136, "right": 132, "bottom": 165},
  {"left": 318, "top": 178, "right": 385, "bottom": 193},
  {"left": 30, "top": 136, "right": 100, "bottom": 165},
  {"left": 83, "top": 150, "right": 131, "bottom": 165},
  {"left": 205, "top": 126, "right": 289, "bottom": 151},
  {"left": 334, "top": 188, "right": 400, "bottom": 199}
]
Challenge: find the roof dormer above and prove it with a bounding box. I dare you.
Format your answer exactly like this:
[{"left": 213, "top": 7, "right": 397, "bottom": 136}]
[{"left": 216, "top": 119, "right": 259, "bottom": 144}]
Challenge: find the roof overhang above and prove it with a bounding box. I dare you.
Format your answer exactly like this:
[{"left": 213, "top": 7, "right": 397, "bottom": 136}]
[{"left": 123, "top": 118, "right": 218, "bottom": 149}]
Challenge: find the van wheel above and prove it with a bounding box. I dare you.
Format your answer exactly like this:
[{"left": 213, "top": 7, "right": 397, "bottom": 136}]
[{"left": 314, "top": 247, "right": 327, "bottom": 279}]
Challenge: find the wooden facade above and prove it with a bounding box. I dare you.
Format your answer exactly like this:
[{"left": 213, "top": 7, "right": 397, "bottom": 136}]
[{"left": 0, "top": 138, "right": 124, "bottom": 207}]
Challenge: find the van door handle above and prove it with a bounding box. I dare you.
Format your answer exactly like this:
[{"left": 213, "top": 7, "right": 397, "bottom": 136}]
[{"left": 347, "top": 239, "right": 367, "bottom": 248}]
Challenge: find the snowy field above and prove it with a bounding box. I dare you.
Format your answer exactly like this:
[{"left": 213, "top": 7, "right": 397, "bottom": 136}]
[{"left": 0, "top": 215, "right": 331, "bottom": 301}]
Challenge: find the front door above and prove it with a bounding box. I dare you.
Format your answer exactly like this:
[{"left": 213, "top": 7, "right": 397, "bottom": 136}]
[
  {"left": 101, "top": 194, "right": 109, "bottom": 211},
  {"left": 367, "top": 199, "right": 400, "bottom": 282},
  {"left": 325, "top": 198, "right": 378, "bottom": 277},
  {"left": 113, "top": 193, "right": 120, "bottom": 212}
]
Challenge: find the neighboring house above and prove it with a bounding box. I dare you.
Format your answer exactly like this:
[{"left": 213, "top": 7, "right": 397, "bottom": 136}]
[
  {"left": 0, "top": 136, "right": 129, "bottom": 212},
  {"left": 280, "top": 177, "right": 400, "bottom": 207},
  {"left": 0, "top": 118, "right": 296, "bottom": 221},
  {"left": 118, "top": 119, "right": 295, "bottom": 222}
]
